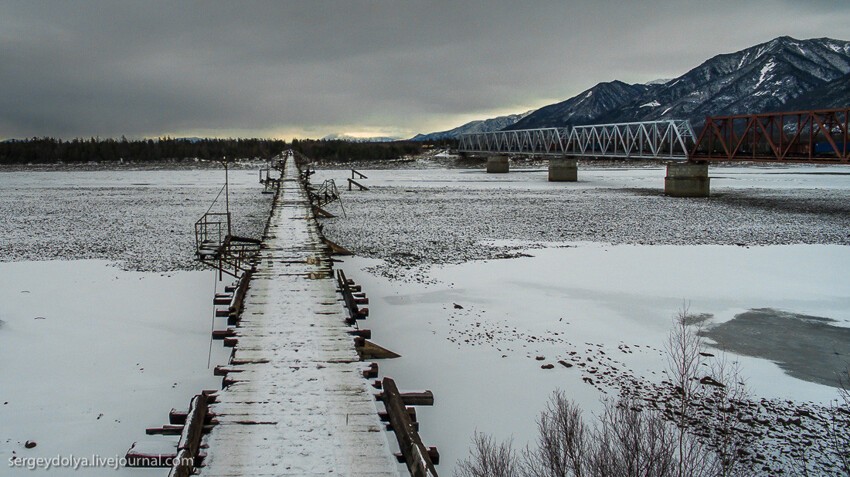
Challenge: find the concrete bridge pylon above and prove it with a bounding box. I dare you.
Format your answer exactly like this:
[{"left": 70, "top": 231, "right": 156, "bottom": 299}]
[
  {"left": 486, "top": 155, "right": 510, "bottom": 173},
  {"left": 548, "top": 156, "right": 578, "bottom": 182},
  {"left": 664, "top": 162, "right": 710, "bottom": 197}
]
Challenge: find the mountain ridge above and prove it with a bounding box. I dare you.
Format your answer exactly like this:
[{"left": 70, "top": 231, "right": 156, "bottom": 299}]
[
  {"left": 590, "top": 36, "right": 850, "bottom": 128},
  {"left": 410, "top": 111, "right": 532, "bottom": 142},
  {"left": 506, "top": 81, "right": 655, "bottom": 130},
  {"left": 416, "top": 36, "right": 850, "bottom": 139},
  {"left": 321, "top": 133, "right": 402, "bottom": 143}
]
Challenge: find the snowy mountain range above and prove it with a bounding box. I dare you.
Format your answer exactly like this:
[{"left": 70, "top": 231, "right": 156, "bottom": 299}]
[
  {"left": 506, "top": 81, "right": 653, "bottom": 130},
  {"left": 783, "top": 71, "right": 850, "bottom": 111},
  {"left": 410, "top": 111, "right": 532, "bottom": 142},
  {"left": 588, "top": 36, "right": 850, "bottom": 128},
  {"left": 416, "top": 36, "right": 850, "bottom": 139},
  {"left": 321, "top": 133, "right": 401, "bottom": 142}
]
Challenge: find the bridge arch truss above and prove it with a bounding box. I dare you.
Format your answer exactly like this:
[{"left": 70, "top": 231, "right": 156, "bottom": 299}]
[{"left": 458, "top": 120, "right": 696, "bottom": 160}]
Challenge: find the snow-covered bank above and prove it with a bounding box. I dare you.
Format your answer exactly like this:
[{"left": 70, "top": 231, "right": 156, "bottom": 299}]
[
  {"left": 314, "top": 163, "right": 850, "bottom": 474},
  {"left": 341, "top": 243, "right": 850, "bottom": 475},
  {"left": 314, "top": 165, "right": 850, "bottom": 282},
  {"left": 0, "top": 167, "right": 272, "bottom": 473},
  {"left": 0, "top": 260, "right": 229, "bottom": 474},
  {"left": 0, "top": 168, "right": 272, "bottom": 271}
]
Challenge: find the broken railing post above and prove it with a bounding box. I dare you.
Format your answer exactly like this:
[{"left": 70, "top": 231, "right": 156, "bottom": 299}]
[
  {"left": 168, "top": 393, "right": 208, "bottom": 477},
  {"left": 382, "top": 377, "right": 438, "bottom": 477}
]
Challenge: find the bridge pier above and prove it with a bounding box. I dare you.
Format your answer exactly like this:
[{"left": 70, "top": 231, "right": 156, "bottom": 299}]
[
  {"left": 665, "top": 162, "right": 710, "bottom": 197},
  {"left": 487, "top": 155, "right": 509, "bottom": 173},
  {"left": 548, "top": 156, "right": 578, "bottom": 182}
]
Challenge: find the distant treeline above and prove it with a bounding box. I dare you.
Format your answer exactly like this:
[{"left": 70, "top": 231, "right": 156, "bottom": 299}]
[
  {"left": 0, "top": 136, "right": 441, "bottom": 164},
  {"left": 291, "top": 138, "right": 429, "bottom": 162}
]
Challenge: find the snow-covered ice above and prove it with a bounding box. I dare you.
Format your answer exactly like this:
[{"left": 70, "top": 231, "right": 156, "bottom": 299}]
[
  {"left": 0, "top": 261, "right": 230, "bottom": 474},
  {"left": 315, "top": 162, "right": 850, "bottom": 475},
  {"left": 0, "top": 165, "right": 272, "bottom": 271},
  {"left": 0, "top": 165, "right": 271, "bottom": 474},
  {"left": 337, "top": 243, "right": 850, "bottom": 475},
  {"left": 3, "top": 159, "right": 850, "bottom": 474}
]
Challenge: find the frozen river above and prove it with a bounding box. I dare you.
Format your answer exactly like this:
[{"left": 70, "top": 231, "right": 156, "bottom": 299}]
[
  {"left": 1, "top": 161, "right": 849, "bottom": 475},
  {"left": 0, "top": 165, "right": 268, "bottom": 474},
  {"left": 315, "top": 162, "right": 850, "bottom": 475}
]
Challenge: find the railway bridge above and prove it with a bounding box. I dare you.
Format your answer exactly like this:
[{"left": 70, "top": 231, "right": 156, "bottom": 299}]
[{"left": 458, "top": 108, "right": 849, "bottom": 197}]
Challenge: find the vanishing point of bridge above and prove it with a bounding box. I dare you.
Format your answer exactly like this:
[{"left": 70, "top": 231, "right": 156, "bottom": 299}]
[{"left": 458, "top": 108, "right": 850, "bottom": 197}]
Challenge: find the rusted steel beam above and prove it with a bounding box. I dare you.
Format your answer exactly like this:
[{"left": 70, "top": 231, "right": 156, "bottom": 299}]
[{"left": 691, "top": 108, "right": 850, "bottom": 163}]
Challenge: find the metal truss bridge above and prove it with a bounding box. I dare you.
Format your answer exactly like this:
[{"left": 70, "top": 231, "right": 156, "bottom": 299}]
[
  {"left": 690, "top": 108, "right": 849, "bottom": 164},
  {"left": 458, "top": 108, "right": 850, "bottom": 164},
  {"left": 458, "top": 120, "right": 697, "bottom": 160}
]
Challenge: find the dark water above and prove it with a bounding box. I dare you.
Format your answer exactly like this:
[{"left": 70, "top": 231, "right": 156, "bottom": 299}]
[{"left": 703, "top": 308, "right": 850, "bottom": 388}]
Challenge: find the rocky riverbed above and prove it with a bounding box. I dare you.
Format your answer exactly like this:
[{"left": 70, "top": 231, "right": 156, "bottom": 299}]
[
  {"left": 0, "top": 164, "right": 273, "bottom": 271},
  {"left": 315, "top": 161, "right": 850, "bottom": 475}
]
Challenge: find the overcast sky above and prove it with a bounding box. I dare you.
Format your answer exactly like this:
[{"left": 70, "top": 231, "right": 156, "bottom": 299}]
[{"left": 2, "top": 1, "right": 849, "bottom": 140}]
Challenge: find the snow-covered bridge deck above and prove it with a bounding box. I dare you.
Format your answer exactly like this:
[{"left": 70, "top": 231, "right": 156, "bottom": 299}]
[{"left": 199, "top": 155, "right": 398, "bottom": 476}]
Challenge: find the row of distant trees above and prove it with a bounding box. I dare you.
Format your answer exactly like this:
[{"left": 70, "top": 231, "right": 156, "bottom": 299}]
[
  {"left": 0, "top": 136, "right": 440, "bottom": 164},
  {"left": 291, "top": 138, "right": 429, "bottom": 162}
]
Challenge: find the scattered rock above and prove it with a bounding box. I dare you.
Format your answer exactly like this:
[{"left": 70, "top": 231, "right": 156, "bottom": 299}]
[
  {"left": 541, "top": 364, "right": 554, "bottom": 370},
  {"left": 453, "top": 303, "right": 463, "bottom": 309},
  {"left": 24, "top": 440, "right": 36, "bottom": 449},
  {"left": 700, "top": 376, "right": 725, "bottom": 388}
]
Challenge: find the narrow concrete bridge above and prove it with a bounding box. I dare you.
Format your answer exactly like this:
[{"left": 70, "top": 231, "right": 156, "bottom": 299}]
[{"left": 458, "top": 108, "right": 850, "bottom": 197}]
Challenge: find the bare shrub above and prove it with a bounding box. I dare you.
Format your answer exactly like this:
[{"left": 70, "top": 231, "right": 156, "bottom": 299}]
[
  {"left": 455, "top": 431, "right": 520, "bottom": 477},
  {"left": 705, "top": 354, "right": 750, "bottom": 476},
  {"left": 522, "top": 390, "right": 588, "bottom": 477},
  {"left": 587, "top": 396, "right": 681, "bottom": 477},
  {"left": 455, "top": 303, "right": 754, "bottom": 477},
  {"left": 665, "top": 302, "right": 705, "bottom": 422},
  {"left": 455, "top": 393, "right": 719, "bottom": 477},
  {"left": 663, "top": 302, "right": 757, "bottom": 477},
  {"left": 830, "top": 369, "right": 850, "bottom": 475}
]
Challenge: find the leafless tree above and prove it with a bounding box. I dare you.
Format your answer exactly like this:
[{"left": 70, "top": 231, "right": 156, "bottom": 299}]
[
  {"left": 705, "top": 354, "right": 750, "bottom": 476},
  {"left": 830, "top": 369, "right": 850, "bottom": 476},
  {"left": 665, "top": 302, "right": 709, "bottom": 477}
]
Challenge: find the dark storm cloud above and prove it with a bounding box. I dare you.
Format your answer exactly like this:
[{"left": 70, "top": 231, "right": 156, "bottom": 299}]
[{"left": 1, "top": 0, "right": 849, "bottom": 139}]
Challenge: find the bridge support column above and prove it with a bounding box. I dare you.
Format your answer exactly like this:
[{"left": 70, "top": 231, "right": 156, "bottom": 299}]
[
  {"left": 665, "top": 162, "right": 709, "bottom": 197},
  {"left": 487, "top": 156, "right": 509, "bottom": 173},
  {"left": 548, "top": 157, "right": 578, "bottom": 182}
]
